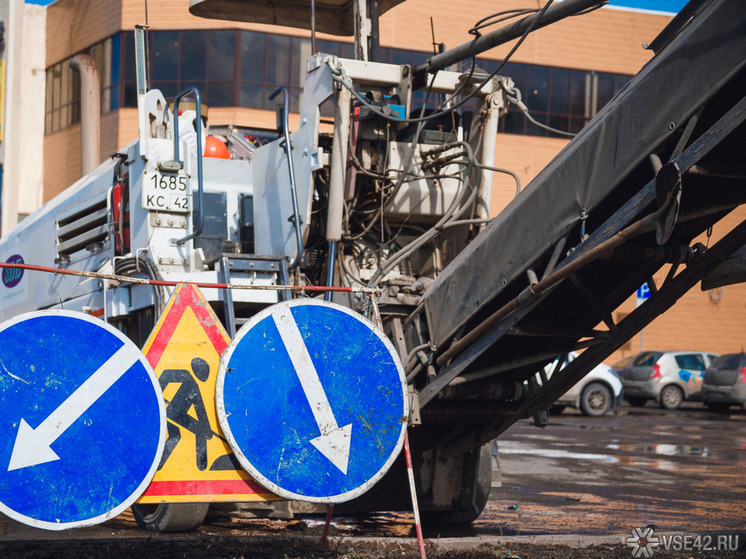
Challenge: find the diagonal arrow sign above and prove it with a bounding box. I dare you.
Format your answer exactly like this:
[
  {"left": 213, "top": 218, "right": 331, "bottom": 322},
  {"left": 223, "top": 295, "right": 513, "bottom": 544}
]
[
  {"left": 7, "top": 344, "right": 142, "bottom": 472},
  {"left": 271, "top": 307, "right": 352, "bottom": 475}
]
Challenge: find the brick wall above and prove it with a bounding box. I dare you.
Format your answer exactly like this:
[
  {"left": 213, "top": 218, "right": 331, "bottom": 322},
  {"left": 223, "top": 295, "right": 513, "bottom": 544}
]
[
  {"left": 46, "top": 0, "right": 121, "bottom": 66},
  {"left": 43, "top": 111, "right": 120, "bottom": 200}
]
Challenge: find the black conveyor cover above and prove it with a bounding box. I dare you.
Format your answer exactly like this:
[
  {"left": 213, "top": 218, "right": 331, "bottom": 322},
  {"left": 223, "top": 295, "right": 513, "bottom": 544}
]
[{"left": 421, "top": 0, "right": 746, "bottom": 348}]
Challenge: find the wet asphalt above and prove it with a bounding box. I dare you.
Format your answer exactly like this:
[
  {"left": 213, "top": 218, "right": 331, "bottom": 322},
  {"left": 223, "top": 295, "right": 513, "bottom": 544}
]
[
  {"left": 476, "top": 401, "right": 746, "bottom": 537},
  {"left": 1, "top": 402, "right": 744, "bottom": 556}
]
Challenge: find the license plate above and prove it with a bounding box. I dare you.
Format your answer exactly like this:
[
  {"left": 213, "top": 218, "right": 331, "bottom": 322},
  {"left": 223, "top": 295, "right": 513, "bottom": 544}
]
[{"left": 142, "top": 170, "right": 191, "bottom": 213}]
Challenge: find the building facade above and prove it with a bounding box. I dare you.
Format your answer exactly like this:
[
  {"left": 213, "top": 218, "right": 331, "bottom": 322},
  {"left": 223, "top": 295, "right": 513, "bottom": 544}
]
[
  {"left": 9, "top": 0, "right": 746, "bottom": 361},
  {"left": 0, "top": 0, "right": 45, "bottom": 236}
]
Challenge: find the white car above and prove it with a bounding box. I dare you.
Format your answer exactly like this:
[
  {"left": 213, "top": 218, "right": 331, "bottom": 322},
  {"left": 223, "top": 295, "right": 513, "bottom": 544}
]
[{"left": 545, "top": 352, "right": 623, "bottom": 417}]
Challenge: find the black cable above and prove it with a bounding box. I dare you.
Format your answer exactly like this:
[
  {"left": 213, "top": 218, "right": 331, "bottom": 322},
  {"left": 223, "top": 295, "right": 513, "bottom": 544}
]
[
  {"left": 115, "top": 254, "right": 166, "bottom": 313},
  {"left": 332, "top": 0, "right": 555, "bottom": 126},
  {"left": 469, "top": 9, "right": 538, "bottom": 37},
  {"left": 345, "top": 71, "right": 440, "bottom": 242}
]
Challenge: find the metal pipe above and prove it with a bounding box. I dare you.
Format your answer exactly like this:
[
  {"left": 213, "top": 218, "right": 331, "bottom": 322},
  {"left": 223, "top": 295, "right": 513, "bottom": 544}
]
[
  {"left": 69, "top": 54, "right": 101, "bottom": 176},
  {"left": 369, "top": 0, "right": 380, "bottom": 62},
  {"left": 327, "top": 87, "right": 351, "bottom": 244},
  {"left": 475, "top": 93, "right": 501, "bottom": 221},
  {"left": 325, "top": 87, "right": 352, "bottom": 298},
  {"left": 415, "top": 0, "right": 604, "bottom": 77},
  {"left": 310, "top": 0, "right": 316, "bottom": 54},
  {"left": 269, "top": 86, "right": 304, "bottom": 270},
  {"left": 172, "top": 87, "right": 205, "bottom": 245},
  {"left": 325, "top": 240, "right": 337, "bottom": 302},
  {"left": 0, "top": 259, "right": 380, "bottom": 294}
]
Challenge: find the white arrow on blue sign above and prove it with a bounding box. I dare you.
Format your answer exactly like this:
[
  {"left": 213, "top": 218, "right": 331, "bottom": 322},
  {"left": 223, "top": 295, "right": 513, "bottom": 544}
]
[
  {"left": 216, "top": 300, "right": 408, "bottom": 503},
  {"left": 0, "top": 310, "right": 166, "bottom": 530}
]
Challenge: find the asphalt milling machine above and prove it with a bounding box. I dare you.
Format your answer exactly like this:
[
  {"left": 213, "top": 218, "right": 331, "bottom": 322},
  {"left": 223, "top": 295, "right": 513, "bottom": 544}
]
[{"left": 0, "top": 0, "right": 744, "bottom": 533}]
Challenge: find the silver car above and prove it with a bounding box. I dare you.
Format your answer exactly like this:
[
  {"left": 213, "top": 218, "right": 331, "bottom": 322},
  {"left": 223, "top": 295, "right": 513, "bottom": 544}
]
[
  {"left": 702, "top": 353, "right": 746, "bottom": 413},
  {"left": 620, "top": 351, "right": 719, "bottom": 409},
  {"left": 547, "top": 352, "right": 623, "bottom": 417}
]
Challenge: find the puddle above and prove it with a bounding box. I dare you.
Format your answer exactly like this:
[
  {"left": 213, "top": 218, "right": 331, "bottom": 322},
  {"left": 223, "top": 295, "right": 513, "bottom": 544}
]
[
  {"left": 605, "top": 443, "right": 709, "bottom": 457},
  {"left": 498, "top": 442, "right": 619, "bottom": 463}
]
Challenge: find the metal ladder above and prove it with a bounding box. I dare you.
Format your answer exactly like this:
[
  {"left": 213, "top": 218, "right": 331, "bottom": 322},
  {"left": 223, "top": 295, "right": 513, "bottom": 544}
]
[{"left": 216, "top": 254, "right": 291, "bottom": 337}]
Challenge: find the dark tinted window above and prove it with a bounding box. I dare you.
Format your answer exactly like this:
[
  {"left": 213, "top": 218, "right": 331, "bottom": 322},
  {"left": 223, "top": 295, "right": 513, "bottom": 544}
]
[
  {"left": 52, "top": 30, "right": 633, "bottom": 138},
  {"left": 152, "top": 31, "right": 179, "bottom": 81},
  {"left": 675, "top": 354, "right": 705, "bottom": 371},
  {"left": 241, "top": 31, "right": 265, "bottom": 83},
  {"left": 526, "top": 65, "right": 548, "bottom": 113},
  {"left": 548, "top": 67, "right": 570, "bottom": 114},
  {"left": 208, "top": 31, "right": 236, "bottom": 81},
  {"left": 633, "top": 352, "right": 662, "bottom": 367},
  {"left": 181, "top": 31, "right": 207, "bottom": 81},
  {"left": 266, "top": 34, "right": 290, "bottom": 84},
  {"left": 714, "top": 354, "right": 746, "bottom": 370}
]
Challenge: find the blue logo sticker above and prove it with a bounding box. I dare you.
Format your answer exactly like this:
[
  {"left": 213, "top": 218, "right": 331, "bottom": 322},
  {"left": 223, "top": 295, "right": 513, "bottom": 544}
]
[{"left": 2, "top": 255, "right": 24, "bottom": 288}]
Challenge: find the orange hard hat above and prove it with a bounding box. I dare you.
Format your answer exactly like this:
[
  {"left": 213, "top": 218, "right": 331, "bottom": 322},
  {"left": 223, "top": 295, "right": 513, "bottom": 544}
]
[{"left": 204, "top": 136, "right": 231, "bottom": 159}]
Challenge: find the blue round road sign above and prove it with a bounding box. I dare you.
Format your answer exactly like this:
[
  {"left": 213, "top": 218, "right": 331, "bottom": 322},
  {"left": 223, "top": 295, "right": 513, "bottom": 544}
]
[
  {"left": 217, "top": 300, "right": 408, "bottom": 503},
  {"left": 0, "top": 311, "right": 166, "bottom": 530}
]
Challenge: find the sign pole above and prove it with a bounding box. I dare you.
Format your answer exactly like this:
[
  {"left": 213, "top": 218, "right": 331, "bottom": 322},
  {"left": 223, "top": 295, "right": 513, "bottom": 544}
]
[
  {"left": 321, "top": 504, "right": 334, "bottom": 550},
  {"left": 368, "top": 297, "right": 427, "bottom": 559},
  {"left": 636, "top": 283, "right": 651, "bottom": 352},
  {"left": 404, "top": 431, "right": 427, "bottom": 559}
]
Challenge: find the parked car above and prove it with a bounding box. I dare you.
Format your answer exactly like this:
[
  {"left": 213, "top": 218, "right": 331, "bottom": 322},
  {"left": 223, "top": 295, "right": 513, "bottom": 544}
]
[
  {"left": 611, "top": 355, "right": 637, "bottom": 377},
  {"left": 619, "top": 350, "right": 719, "bottom": 409},
  {"left": 546, "top": 352, "right": 623, "bottom": 417},
  {"left": 702, "top": 352, "right": 746, "bottom": 413}
]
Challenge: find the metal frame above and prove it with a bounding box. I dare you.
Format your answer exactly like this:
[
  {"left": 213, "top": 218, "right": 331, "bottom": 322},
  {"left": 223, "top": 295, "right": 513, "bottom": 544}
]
[{"left": 418, "top": 94, "right": 746, "bottom": 449}]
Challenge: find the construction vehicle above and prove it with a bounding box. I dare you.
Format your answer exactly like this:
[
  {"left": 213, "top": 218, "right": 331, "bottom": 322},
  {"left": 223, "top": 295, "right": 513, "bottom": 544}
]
[{"left": 0, "top": 0, "right": 744, "bottom": 530}]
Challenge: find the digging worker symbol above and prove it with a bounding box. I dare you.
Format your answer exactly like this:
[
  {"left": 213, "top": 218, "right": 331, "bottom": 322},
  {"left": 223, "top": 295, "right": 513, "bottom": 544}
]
[{"left": 158, "top": 357, "right": 214, "bottom": 471}]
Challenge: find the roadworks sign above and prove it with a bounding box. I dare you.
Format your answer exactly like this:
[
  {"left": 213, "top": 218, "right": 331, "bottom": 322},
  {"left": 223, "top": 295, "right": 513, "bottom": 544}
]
[{"left": 137, "top": 283, "right": 278, "bottom": 504}]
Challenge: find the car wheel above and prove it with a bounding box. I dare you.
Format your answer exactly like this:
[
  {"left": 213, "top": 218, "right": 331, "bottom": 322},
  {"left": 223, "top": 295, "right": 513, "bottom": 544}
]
[
  {"left": 707, "top": 402, "right": 730, "bottom": 414},
  {"left": 626, "top": 396, "right": 647, "bottom": 407},
  {"left": 580, "top": 382, "right": 612, "bottom": 417},
  {"left": 659, "top": 385, "right": 684, "bottom": 410},
  {"left": 131, "top": 503, "right": 209, "bottom": 532}
]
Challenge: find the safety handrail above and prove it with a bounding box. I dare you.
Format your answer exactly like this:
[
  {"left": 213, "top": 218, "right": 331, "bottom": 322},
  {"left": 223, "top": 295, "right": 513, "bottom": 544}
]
[
  {"left": 172, "top": 87, "right": 205, "bottom": 245},
  {"left": 269, "top": 86, "right": 303, "bottom": 270}
]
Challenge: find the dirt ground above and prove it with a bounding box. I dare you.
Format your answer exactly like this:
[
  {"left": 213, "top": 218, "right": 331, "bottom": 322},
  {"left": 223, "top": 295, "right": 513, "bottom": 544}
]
[
  {"left": 1, "top": 537, "right": 744, "bottom": 559},
  {"left": 2, "top": 404, "right": 744, "bottom": 558}
]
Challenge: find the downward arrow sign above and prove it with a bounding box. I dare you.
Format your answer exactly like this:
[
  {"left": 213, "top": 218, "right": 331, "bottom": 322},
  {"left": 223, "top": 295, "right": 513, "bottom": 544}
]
[
  {"left": 272, "top": 307, "right": 352, "bottom": 475},
  {"left": 7, "top": 344, "right": 142, "bottom": 471}
]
